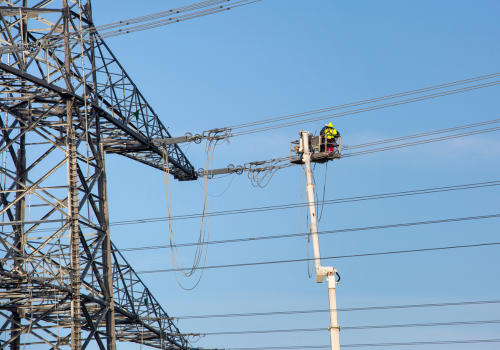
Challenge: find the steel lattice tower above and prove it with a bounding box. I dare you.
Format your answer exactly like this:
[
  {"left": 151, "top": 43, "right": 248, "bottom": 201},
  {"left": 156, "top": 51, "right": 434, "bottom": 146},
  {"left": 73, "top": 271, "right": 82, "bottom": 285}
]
[{"left": 0, "top": 1, "right": 198, "bottom": 349}]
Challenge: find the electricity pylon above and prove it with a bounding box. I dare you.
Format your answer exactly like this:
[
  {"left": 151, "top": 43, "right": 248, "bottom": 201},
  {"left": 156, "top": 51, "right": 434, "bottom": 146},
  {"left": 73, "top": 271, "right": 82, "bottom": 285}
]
[{"left": 0, "top": 1, "right": 198, "bottom": 350}]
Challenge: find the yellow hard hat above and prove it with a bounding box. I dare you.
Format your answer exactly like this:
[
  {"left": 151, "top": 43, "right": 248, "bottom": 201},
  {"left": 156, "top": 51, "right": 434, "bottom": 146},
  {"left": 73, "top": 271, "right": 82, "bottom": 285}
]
[{"left": 328, "top": 122, "right": 333, "bottom": 128}]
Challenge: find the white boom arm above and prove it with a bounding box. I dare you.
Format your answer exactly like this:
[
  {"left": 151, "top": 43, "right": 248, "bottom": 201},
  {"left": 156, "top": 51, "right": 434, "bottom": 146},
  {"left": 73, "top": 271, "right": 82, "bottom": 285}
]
[{"left": 300, "top": 130, "right": 341, "bottom": 350}]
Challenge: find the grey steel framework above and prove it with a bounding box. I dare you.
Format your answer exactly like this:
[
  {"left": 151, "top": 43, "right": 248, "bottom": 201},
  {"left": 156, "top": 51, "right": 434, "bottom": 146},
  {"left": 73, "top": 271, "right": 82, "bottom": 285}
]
[{"left": 0, "top": 1, "right": 198, "bottom": 350}]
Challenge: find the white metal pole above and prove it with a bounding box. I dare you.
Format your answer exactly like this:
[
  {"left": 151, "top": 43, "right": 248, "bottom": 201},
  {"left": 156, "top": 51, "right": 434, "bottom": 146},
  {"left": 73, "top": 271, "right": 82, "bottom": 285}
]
[
  {"left": 301, "top": 131, "right": 322, "bottom": 271},
  {"left": 327, "top": 274, "right": 341, "bottom": 350}
]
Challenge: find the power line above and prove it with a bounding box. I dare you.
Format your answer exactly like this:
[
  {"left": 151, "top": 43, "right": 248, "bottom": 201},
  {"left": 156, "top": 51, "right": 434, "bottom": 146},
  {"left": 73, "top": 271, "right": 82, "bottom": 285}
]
[
  {"left": 136, "top": 242, "right": 500, "bottom": 274},
  {"left": 229, "top": 73, "right": 500, "bottom": 130},
  {"left": 201, "top": 319, "right": 500, "bottom": 336},
  {"left": 230, "top": 80, "right": 500, "bottom": 136},
  {"left": 343, "top": 125, "right": 500, "bottom": 158},
  {"left": 19, "top": 180, "right": 500, "bottom": 235},
  {"left": 19, "top": 118, "right": 500, "bottom": 236},
  {"left": 192, "top": 118, "right": 500, "bottom": 186},
  {"left": 343, "top": 118, "right": 500, "bottom": 150},
  {"left": 229, "top": 338, "right": 500, "bottom": 349},
  {"left": 87, "top": 0, "right": 260, "bottom": 40},
  {"left": 173, "top": 299, "right": 500, "bottom": 320},
  {"left": 230, "top": 123, "right": 500, "bottom": 175},
  {"left": 116, "top": 213, "right": 500, "bottom": 252},
  {"left": 7, "top": 0, "right": 260, "bottom": 54},
  {"left": 342, "top": 319, "right": 500, "bottom": 331},
  {"left": 232, "top": 81, "right": 500, "bottom": 135},
  {"left": 199, "top": 118, "right": 500, "bottom": 179},
  {"left": 110, "top": 181, "right": 500, "bottom": 225},
  {"left": 89, "top": 0, "right": 253, "bottom": 35}
]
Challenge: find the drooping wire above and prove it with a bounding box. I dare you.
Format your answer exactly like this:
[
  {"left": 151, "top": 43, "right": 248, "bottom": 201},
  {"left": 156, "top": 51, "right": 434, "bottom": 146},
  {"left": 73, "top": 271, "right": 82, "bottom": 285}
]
[
  {"left": 302, "top": 162, "right": 326, "bottom": 277},
  {"left": 312, "top": 163, "right": 320, "bottom": 221},
  {"left": 197, "top": 173, "right": 235, "bottom": 197},
  {"left": 247, "top": 158, "right": 284, "bottom": 187},
  {"left": 298, "top": 165, "right": 313, "bottom": 278},
  {"left": 298, "top": 165, "right": 309, "bottom": 239},
  {"left": 164, "top": 138, "right": 219, "bottom": 289},
  {"left": 317, "top": 163, "right": 328, "bottom": 222}
]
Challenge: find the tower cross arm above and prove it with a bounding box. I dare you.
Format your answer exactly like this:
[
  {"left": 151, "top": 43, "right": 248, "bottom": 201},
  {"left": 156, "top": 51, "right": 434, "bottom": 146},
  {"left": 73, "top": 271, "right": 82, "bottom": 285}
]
[{"left": 0, "top": 62, "right": 196, "bottom": 180}]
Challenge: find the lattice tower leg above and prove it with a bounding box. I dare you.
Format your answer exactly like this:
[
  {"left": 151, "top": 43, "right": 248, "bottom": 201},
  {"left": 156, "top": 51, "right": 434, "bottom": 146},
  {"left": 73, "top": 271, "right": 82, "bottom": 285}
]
[
  {"left": 10, "top": 135, "right": 25, "bottom": 350},
  {"left": 100, "top": 143, "right": 116, "bottom": 350},
  {"left": 68, "top": 121, "right": 82, "bottom": 350}
]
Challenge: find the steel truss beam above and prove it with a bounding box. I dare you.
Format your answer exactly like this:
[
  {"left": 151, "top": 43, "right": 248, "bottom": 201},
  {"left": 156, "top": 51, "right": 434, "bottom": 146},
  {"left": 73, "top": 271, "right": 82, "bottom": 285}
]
[
  {"left": 0, "top": 1, "right": 199, "bottom": 350},
  {"left": 0, "top": 0, "right": 196, "bottom": 180}
]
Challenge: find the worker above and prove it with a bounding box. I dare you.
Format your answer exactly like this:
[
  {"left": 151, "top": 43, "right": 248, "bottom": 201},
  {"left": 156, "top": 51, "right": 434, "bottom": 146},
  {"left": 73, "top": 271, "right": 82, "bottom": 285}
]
[{"left": 320, "top": 122, "right": 339, "bottom": 153}]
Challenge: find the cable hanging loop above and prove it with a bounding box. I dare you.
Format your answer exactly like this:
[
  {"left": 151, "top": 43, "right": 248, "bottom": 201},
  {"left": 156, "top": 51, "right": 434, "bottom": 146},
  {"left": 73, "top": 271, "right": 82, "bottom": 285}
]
[
  {"left": 163, "top": 137, "right": 220, "bottom": 290},
  {"left": 196, "top": 156, "right": 290, "bottom": 189}
]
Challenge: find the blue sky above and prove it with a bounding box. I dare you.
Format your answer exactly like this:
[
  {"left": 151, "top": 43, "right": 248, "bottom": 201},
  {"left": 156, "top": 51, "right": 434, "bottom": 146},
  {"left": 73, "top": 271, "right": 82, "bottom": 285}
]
[{"left": 90, "top": 0, "right": 499, "bottom": 349}]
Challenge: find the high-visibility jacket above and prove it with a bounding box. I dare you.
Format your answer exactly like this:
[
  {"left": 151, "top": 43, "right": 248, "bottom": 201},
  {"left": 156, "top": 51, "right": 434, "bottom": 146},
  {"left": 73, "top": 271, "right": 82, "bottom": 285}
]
[{"left": 324, "top": 128, "right": 338, "bottom": 140}]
